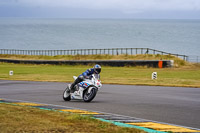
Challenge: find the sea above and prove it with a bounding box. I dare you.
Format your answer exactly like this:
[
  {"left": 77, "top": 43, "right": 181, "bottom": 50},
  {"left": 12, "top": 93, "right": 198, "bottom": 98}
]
[{"left": 0, "top": 18, "right": 199, "bottom": 57}]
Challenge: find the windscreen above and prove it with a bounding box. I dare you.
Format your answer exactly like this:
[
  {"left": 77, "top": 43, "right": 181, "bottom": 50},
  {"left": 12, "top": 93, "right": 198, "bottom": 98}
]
[{"left": 93, "top": 74, "right": 100, "bottom": 80}]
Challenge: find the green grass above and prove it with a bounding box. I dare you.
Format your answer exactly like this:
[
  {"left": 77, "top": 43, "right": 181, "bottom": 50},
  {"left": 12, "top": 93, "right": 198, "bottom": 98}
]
[
  {"left": 0, "top": 103, "right": 145, "bottom": 133},
  {"left": 0, "top": 62, "right": 200, "bottom": 87}
]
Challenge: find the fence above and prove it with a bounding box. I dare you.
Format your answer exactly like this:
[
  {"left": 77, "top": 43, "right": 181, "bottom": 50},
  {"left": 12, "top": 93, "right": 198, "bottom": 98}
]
[
  {"left": 188, "top": 56, "right": 200, "bottom": 63},
  {"left": 0, "top": 48, "right": 188, "bottom": 61}
]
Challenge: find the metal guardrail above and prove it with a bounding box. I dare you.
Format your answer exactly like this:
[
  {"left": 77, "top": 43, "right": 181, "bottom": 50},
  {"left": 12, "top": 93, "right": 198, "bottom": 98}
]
[
  {"left": 0, "top": 48, "right": 188, "bottom": 61},
  {"left": 188, "top": 56, "right": 200, "bottom": 63}
]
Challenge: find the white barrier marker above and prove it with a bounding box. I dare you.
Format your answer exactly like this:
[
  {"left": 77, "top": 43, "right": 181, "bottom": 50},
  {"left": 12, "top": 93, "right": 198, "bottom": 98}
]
[
  {"left": 9, "top": 71, "right": 14, "bottom": 76},
  {"left": 152, "top": 72, "right": 157, "bottom": 79}
]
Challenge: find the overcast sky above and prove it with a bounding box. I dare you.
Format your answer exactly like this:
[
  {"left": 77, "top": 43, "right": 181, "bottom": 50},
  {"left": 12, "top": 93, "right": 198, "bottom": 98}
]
[{"left": 0, "top": 0, "right": 200, "bottom": 19}]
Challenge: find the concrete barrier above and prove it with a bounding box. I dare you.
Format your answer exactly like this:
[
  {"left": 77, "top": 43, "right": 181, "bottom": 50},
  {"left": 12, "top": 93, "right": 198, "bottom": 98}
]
[{"left": 0, "top": 59, "right": 173, "bottom": 68}]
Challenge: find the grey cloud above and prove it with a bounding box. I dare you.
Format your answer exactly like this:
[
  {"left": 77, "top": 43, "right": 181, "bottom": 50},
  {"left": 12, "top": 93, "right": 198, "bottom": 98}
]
[{"left": 0, "top": 0, "right": 200, "bottom": 18}]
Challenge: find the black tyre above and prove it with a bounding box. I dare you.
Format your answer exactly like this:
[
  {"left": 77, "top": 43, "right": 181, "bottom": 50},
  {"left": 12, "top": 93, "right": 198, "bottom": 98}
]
[
  {"left": 83, "top": 87, "right": 97, "bottom": 102},
  {"left": 63, "top": 86, "right": 71, "bottom": 101}
]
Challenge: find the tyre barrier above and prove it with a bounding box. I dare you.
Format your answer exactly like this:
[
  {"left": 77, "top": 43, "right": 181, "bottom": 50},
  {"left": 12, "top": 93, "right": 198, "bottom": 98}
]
[{"left": 0, "top": 59, "right": 173, "bottom": 68}]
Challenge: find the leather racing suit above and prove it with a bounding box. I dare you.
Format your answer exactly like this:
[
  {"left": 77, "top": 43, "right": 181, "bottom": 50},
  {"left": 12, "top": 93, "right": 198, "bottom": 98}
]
[{"left": 70, "top": 68, "right": 99, "bottom": 92}]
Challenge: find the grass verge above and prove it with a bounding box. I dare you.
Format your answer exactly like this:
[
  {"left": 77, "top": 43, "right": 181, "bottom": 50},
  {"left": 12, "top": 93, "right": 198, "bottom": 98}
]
[
  {"left": 0, "top": 102, "right": 145, "bottom": 133},
  {"left": 0, "top": 62, "right": 200, "bottom": 87},
  {"left": 0, "top": 54, "right": 199, "bottom": 87}
]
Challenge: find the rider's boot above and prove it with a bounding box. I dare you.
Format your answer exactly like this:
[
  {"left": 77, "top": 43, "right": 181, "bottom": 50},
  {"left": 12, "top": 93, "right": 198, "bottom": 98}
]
[
  {"left": 70, "top": 76, "right": 83, "bottom": 93},
  {"left": 70, "top": 83, "right": 76, "bottom": 93}
]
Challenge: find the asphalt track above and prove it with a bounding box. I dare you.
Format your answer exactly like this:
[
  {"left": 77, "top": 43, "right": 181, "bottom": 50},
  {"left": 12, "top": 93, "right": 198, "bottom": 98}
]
[{"left": 0, "top": 80, "right": 199, "bottom": 129}]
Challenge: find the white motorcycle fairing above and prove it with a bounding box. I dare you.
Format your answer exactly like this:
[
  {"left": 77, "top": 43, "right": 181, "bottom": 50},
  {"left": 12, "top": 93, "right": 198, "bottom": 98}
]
[{"left": 63, "top": 74, "right": 102, "bottom": 102}]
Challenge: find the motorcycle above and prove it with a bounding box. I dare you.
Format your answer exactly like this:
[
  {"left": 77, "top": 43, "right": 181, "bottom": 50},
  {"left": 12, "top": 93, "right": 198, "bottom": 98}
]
[{"left": 63, "top": 74, "right": 102, "bottom": 102}]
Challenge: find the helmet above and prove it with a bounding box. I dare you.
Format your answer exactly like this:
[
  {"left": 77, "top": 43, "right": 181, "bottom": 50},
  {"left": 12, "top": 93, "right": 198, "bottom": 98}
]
[{"left": 94, "top": 64, "right": 101, "bottom": 74}]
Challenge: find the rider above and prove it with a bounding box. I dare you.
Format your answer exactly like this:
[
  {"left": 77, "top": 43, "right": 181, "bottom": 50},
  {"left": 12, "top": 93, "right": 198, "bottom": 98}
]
[{"left": 70, "top": 64, "right": 101, "bottom": 92}]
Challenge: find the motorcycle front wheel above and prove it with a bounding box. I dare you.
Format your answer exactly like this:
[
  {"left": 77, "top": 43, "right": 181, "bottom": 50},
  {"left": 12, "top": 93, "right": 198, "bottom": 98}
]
[
  {"left": 63, "top": 85, "right": 71, "bottom": 101},
  {"left": 83, "top": 87, "right": 97, "bottom": 102}
]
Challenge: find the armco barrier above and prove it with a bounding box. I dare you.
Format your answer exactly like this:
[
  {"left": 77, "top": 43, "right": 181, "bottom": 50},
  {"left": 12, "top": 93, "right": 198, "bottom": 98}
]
[{"left": 0, "top": 59, "right": 173, "bottom": 68}]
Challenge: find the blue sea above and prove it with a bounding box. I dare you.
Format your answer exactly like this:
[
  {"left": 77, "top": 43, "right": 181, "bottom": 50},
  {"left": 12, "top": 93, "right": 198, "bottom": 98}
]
[{"left": 0, "top": 18, "right": 199, "bottom": 56}]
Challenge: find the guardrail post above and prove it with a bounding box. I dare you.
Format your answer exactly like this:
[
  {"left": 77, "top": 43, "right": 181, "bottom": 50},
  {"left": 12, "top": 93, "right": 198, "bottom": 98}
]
[
  {"left": 131, "top": 48, "right": 133, "bottom": 55},
  {"left": 145, "top": 48, "right": 149, "bottom": 54}
]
